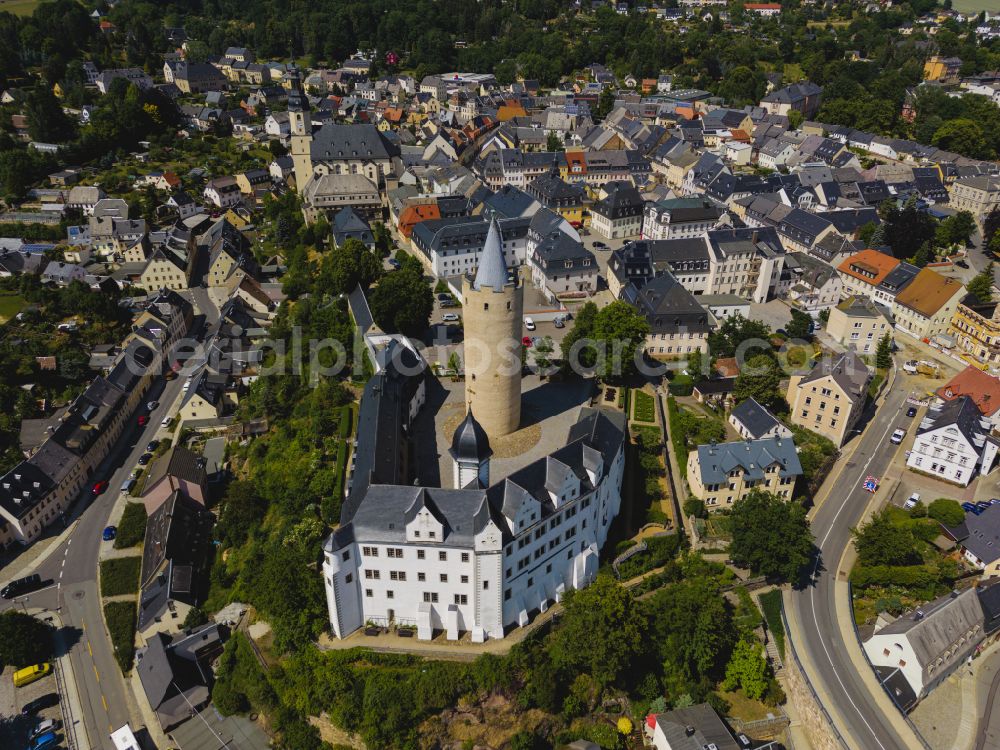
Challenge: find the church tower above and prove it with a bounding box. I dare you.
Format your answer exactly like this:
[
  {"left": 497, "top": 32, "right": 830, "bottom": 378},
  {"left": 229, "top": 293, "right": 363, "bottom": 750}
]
[
  {"left": 449, "top": 410, "right": 492, "bottom": 488},
  {"left": 462, "top": 218, "right": 523, "bottom": 438},
  {"left": 287, "top": 65, "right": 313, "bottom": 195}
]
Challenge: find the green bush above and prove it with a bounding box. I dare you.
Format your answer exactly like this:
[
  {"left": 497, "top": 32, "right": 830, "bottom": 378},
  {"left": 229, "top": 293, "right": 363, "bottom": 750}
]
[
  {"left": 928, "top": 498, "right": 965, "bottom": 527},
  {"left": 100, "top": 557, "right": 141, "bottom": 597},
  {"left": 338, "top": 404, "right": 354, "bottom": 439},
  {"left": 668, "top": 373, "right": 694, "bottom": 396},
  {"left": 758, "top": 590, "right": 785, "bottom": 658},
  {"left": 113, "top": 502, "right": 147, "bottom": 548},
  {"left": 684, "top": 498, "right": 708, "bottom": 519},
  {"left": 104, "top": 601, "right": 137, "bottom": 673},
  {"left": 615, "top": 534, "right": 680, "bottom": 579}
]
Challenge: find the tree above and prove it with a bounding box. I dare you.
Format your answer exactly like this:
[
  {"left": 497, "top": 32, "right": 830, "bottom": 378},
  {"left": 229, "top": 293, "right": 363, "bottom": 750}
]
[
  {"left": 707, "top": 314, "right": 771, "bottom": 359},
  {"left": 732, "top": 354, "right": 783, "bottom": 412},
  {"left": 684, "top": 497, "right": 708, "bottom": 519},
  {"left": 875, "top": 333, "right": 893, "bottom": 370},
  {"left": 785, "top": 308, "right": 813, "bottom": 340},
  {"left": 935, "top": 211, "right": 976, "bottom": 249},
  {"left": 686, "top": 348, "right": 704, "bottom": 378},
  {"left": 317, "top": 238, "right": 382, "bottom": 295},
  {"left": 547, "top": 575, "right": 644, "bottom": 690},
  {"left": 595, "top": 87, "right": 616, "bottom": 120},
  {"left": 787, "top": 110, "right": 804, "bottom": 131},
  {"left": 967, "top": 263, "right": 995, "bottom": 303},
  {"left": 591, "top": 301, "right": 650, "bottom": 383},
  {"left": 928, "top": 498, "right": 965, "bottom": 527},
  {"left": 561, "top": 301, "right": 599, "bottom": 367},
  {"left": 852, "top": 510, "right": 920, "bottom": 567},
  {"left": 818, "top": 308, "right": 830, "bottom": 326},
  {"left": 730, "top": 490, "right": 814, "bottom": 582},
  {"left": 546, "top": 130, "right": 564, "bottom": 152},
  {"left": 24, "top": 87, "right": 76, "bottom": 143},
  {"left": 721, "top": 638, "right": 770, "bottom": 700},
  {"left": 932, "top": 119, "right": 992, "bottom": 160},
  {"left": 0, "top": 611, "right": 55, "bottom": 668},
  {"left": 368, "top": 267, "right": 433, "bottom": 337}
]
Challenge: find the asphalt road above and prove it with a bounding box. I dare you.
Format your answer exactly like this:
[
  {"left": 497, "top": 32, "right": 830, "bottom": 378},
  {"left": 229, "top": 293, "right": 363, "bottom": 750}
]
[
  {"left": 787, "top": 377, "right": 917, "bottom": 750},
  {"left": 0, "top": 288, "right": 218, "bottom": 749}
]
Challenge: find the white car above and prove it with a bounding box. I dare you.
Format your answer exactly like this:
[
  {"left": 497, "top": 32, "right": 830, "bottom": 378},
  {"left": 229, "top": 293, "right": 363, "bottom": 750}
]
[
  {"left": 442, "top": 313, "right": 460, "bottom": 323},
  {"left": 161, "top": 416, "right": 172, "bottom": 428},
  {"left": 904, "top": 492, "right": 920, "bottom": 510},
  {"left": 890, "top": 428, "right": 906, "bottom": 444},
  {"left": 524, "top": 317, "right": 536, "bottom": 331}
]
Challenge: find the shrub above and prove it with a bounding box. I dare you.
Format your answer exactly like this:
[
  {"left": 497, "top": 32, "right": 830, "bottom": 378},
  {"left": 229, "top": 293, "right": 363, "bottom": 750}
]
[
  {"left": 928, "top": 498, "right": 965, "bottom": 527},
  {"left": 684, "top": 498, "right": 708, "bottom": 519},
  {"left": 758, "top": 589, "right": 785, "bottom": 658},
  {"left": 668, "top": 373, "right": 694, "bottom": 396},
  {"left": 104, "top": 601, "right": 137, "bottom": 672},
  {"left": 633, "top": 390, "right": 656, "bottom": 422},
  {"left": 100, "top": 556, "right": 141, "bottom": 597},
  {"left": 338, "top": 404, "right": 353, "bottom": 439},
  {"left": 114, "top": 502, "right": 147, "bottom": 548}
]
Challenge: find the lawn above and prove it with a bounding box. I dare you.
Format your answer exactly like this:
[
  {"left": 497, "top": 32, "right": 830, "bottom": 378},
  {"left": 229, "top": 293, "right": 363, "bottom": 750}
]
[
  {"left": 104, "top": 601, "right": 137, "bottom": 672},
  {"left": 633, "top": 389, "right": 656, "bottom": 423},
  {"left": 0, "top": 0, "right": 43, "bottom": 17},
  {"left": 100, "top": 557, "right": 141, "bottom": 597},
  {"left": 114, "top": 502, "right": 147, "bottom": 549},
  {"left": 0, "top": 294, "right": 26, "bottom": 324}
]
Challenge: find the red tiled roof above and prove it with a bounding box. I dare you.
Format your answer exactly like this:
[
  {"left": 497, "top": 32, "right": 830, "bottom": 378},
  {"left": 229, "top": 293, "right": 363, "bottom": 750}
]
[{"left": 937, "top": 365, "right": 1000, "bottom": 417}]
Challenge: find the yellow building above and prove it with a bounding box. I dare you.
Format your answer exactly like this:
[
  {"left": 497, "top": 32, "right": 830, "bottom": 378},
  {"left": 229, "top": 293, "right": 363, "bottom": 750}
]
[
  {"left": 685, "top": 437, "right": 802, "bottom": 510},
  {"left": 525, "top": 172, "right": 586, "bottom": 226},
  {"left": 949, "top": 292, "right": 1000, "bottom": 369},
  {"left": 786, "top": 351, "right": 871, "bottom": 448}
]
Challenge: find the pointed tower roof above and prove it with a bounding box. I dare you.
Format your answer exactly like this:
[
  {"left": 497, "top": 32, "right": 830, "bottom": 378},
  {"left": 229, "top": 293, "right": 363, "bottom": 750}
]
[
  {"left": 472, "top": 217, "right": 509, "bottom": 292},
  {"left": 287, "top": 64, "right": 308, "bottom": 113},
  {"left": 449, "top": 410, "right": 492, "bottom": 462}
]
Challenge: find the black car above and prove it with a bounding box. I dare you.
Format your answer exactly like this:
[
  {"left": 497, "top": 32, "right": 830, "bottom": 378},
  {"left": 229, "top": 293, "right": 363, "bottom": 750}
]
[
  {"left": 137, "top": 453, "right": 153, "bottom": 466},
  {"left": 21, "top": 693, "right": 59, "bottom": 715},
  {"left": 955, "top": 259, "right": 969, "bottom": 268},
  {"left": 1, "top": 573, "right": 43, "bottom": 600},
  {"left": 907, "top": 406, "right": 918, "bottom": 418},
  {"left": 146, "top": 440, "right": 159, "bottom": 453}
]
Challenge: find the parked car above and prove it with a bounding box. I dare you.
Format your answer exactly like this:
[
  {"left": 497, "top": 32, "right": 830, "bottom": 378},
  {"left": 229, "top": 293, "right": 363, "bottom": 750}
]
[
  {"left": 146, "top": 440, "right": 159, "bottom": 452},
  {"left": 442, "top": 313, "right": 460, "bottom": 323},
  {"left": 92, "top": 480, "right": 109, "bottom": 495},
  {"left": 521, "top": 336, "right": 533, "bottom": 347},
  {"left": 12, "top": 664, "right": 51, "bottom": 688},
  {"left": 592, "top": 241, "right": 607, "bottom": 249},
  {"left": 387, "top": 258, "right": 401, "bottom": 270},
  {"left": 30, "top": 730, "right": 58, "bottom": 750},
  {"left": 523, "top": 317, "right": 535, "bottom": 331},
  {"left": 904, "top": 492, "right": 920, "bottom": 510},
  {"left": 906, "top": 406, "right": 918, "bottom": 418},
  {"left": 436, "top": 293, "right": 451, "bottom": 303},
  {"left": 553, "top": 316, "right": 565, "bottom": 329},
  {"left": 1, "top": 574, "right": 43, "bottom": 600},
  {"left": 102, "top": 526, "right": 117, "bottom": 542},
  {"left": 138, "top": 453, "right": 153, "bottom": 466},
  {"left": 20, "top": 693, "right": 59, "bottom": 715},
  {"left": 440, "top": 299, "right": 457, "bottom": 308},
  {"left": 161, "top": 416, "right": 172, "bottom": 428},
  {"left": 146, "top": 400, "right": 159, "bottom": 411},
  {"left": 955, "top": 258, "right": 969, "bottom": 268},
  {"left": 137, "top": 415, "right": 148, "bottom": 426},
  {"left": 890, "top": 428, "right": 906, "bottom": 444},
  {"left": 29, "top": 718, "right": 60, "bottom": 741}
]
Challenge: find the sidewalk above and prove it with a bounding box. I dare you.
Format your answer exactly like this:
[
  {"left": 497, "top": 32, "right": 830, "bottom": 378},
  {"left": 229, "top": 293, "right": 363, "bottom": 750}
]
[{"left": 28, "top": 608, "right": 90, "bottom": 750}]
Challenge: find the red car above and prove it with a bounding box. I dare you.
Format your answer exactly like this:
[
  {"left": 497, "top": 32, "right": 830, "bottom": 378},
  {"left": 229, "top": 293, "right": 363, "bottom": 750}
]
[
  {"left": 522, "top": 336, "right": 533, "bottom": 347},
  {"left": 92, "top": 480, "right": 108, "bottom": 495},
  {"left": 137, "top": 415, "right": 148, "bottom": 426}
]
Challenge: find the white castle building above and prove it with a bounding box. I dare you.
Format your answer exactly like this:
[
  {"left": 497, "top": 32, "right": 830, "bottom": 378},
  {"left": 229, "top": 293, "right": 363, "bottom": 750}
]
[{"left": 322, "top": 220, "right": 627, "bottom": 642}]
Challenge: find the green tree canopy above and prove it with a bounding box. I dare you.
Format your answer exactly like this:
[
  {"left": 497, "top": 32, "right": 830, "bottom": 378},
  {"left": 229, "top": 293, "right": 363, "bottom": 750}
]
[
  {"left": 721, "top": 638, "right": 770, "bottom": 700},
  {"left": 591, "top": 301, "right": 650, "bottom": 383},
  {"left": 875, "top": 333, "right": 893, "bottom": 370},
  {"left": 928, "top": 498, "right": 965, "bottom": 527},
  {"left": 730, "top": 489, "right": 814, "bottom": 582},
  {"left": 967, "top": 263, "right": 995, "bottom": 303},
  {"left": 707, "top": 314, "right": 771, "bottom": 359},
  {"left": 732, "top": 354, "right": 784, "bottom": 412},
  {"left": 368, "top": 266, "right": 433, "bottom": 337},
  {"left": 318, "top": 237, "right": 383, "bottom": 296},
  {"left": 785, "top": 308, "right": 813, "bottom": 340},
  {"left": 0, "top": 611, "right": 55, "bottom": 668},
  {"left": 852, "top": 510, "right": 920, "bottom": 567}
]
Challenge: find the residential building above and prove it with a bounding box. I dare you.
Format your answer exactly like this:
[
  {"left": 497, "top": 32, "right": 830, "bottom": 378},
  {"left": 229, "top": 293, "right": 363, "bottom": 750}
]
[
  {"left": 301, "top": 173, "right": 382, "bottom": 223},
  {"left": 621, "top": 271, "right": 711, "bottom": 358},
  {"left": 837, "top": 249, "right": 901, "bottom": 302},
  {"left": 646, "top": 703, "right": 742, "bottom": 750},
  {"left": 945, "top": 504, "right": 1000, "bottom": 578},
  {"left": 935, "top": 366, "right": 1000, "bottom": 426},
  {"left": 893, "top": 268, "right": 964, "bottom": 341},
  {"left": 827, "top": 296, "right": 893, "bottom": 354},
  {"left": 760, "top": 81, "right": 823, "bottom": 119},
  {"left": 96, "top": 67, "right": 153, "bottom": 94},
  {"left": 703, "top": 227, "right": 786, "bottom": 304},
  {"left": 697, "top": 294, "right": 750, "bottom": 321},
  {"left": 906, "top": 395, "right": 998, "bottom": 486},
  {"left": 234, "top": 168, "right": 270, "bottom": 195},
  {"left": 864, "top": 587, "right": 985, "bottom": 709},
  {"left": 642, "top": 197, "right": 722, "bottom": 240},
  {"left": 949, "top": 293, "right": 1000, "bottom": 370},
  {"left": 138, "top": 490, "right": 214, "bottom": 635},
  {"left": 141, "top": 446, "right": 208, "bottom": 515},
  {"left": 525, "top": 172, "right": 586, "bottom": 225},
  {"left": 140, "top": 248, "right": 190, "bottom": 291},
  {"left": 529, "top": 231, "right": 598, "bottom": 301},
  {"left": 787, "top": 351, "right": 872, "bottom": 447},
  {"left": 924, "top": 55, "right": 963, "bottom": 82},
  {"left": 950, "top": 177, "right": 1000, "bottom": 229},
  {"left": 202, "top": 178, "right": 241, "bottom": 209},
  {"left": 786, "top": 252, "right": 843, "bottom": 312},
  {"left": 589, "top": 181, "right": 644, "bottom": 239},
  {"left": 411, "top": 215, "right": 530, "bottom": 278},
  {"left": 332, "top": 206, "right": 375, "bottom": 249},
  {"left": 686, "top": 436, "right": 802, "bottom": 509},
  {"left": 729, "top": 398, "right": 793, "bottom": 440}
]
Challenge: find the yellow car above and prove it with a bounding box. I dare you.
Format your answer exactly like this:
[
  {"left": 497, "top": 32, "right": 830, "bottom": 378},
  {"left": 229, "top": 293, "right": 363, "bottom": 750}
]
[{"left": 12, "top": 663, "right": 51, "bottom": 688}]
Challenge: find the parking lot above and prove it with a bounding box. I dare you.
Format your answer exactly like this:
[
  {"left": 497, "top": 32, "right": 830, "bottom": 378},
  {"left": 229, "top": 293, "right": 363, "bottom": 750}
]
[{"left": 0, "top": 652, "right": 66, "bottom": 749}]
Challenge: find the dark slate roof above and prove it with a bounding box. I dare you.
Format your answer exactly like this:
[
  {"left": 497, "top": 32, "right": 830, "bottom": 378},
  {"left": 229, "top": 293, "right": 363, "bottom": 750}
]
[
  {"left": 821, "top": 207, "right": 880, "bottom": 235},
  {"left": 472, "top": 217, "right": 510, "bottom": 291},
  {"left": 482, "top": 185, "right": 538, "bottom": 219},
  {"left": 622, "top": 271, "right": 711, "bottom": 335},
  {"left": 450, "top": 410, "right": 492, "bottom": 463},
  {"left": 729, "top": 398, "right": 783, "bottom": 439},
  {"left": 979, "top": 581, "right": 1000, "bottom": 635},
  {"left": 143, "top": 445, "right": 207, "bottom": 495},
  {"left": 592, "top": 181, "right": 644, "bottom": 220},
  {"left": 799, "top": 350, "right": 870, "bottom": 401},
  {"left": 531, "top": 232, "right": 596, "bottom": 274},
  {"left": 874, "top": 665, "right": 918, "bottom": 713},
  {"left": 310, "top": 123, "right": 399, "bottom": 161},
  {"left": 651, "top": 704, "right": 740, "bottom": 750},
  {"left": 878, "top": 262, "right": 919, "bottom": 295},
  {"left": 332, "top": 206, "right": 371, "bottom": 234},
  {"left": 916, "top": 395, "right": 989, "bottom": 454}
]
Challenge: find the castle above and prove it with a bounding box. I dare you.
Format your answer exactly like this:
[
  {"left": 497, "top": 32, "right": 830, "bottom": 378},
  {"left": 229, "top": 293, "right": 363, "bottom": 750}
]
[{"left": 321, "top": 220, "right": 627, "bottom": 642}]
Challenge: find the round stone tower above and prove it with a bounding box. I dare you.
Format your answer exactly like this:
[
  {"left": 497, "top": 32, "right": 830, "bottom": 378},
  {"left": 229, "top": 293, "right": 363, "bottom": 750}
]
[{"left": 462, "top": 217, "right": 523, "bottom": 438}]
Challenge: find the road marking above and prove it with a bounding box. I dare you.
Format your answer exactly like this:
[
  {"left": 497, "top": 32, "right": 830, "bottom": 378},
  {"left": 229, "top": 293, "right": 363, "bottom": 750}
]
[
  {"left": 101, "top": 695, "right": 108, "bottom": 711},
  {"left": 59, "top": 571, "right": 63, "bottom": 580},
  {"left": 87, "top": 642, "right": 92, "bottom": 656},
  {"left": 93, "top": 665, "right": 99, "bottom": 682},
  {"left": 806, "top": 384, "right": 902, "bottom": 750},
  {"left": 61, "top": 559, "right": 65, "bottom": 567}
]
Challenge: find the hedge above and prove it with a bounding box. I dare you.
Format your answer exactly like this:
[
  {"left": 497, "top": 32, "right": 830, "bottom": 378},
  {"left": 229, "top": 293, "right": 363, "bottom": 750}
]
[
  {"left": 100, "top": 557, "right": 142, "bottom": 597},
  {"left": 758, "top": 589, "right": 785, "bottom": 658},
  {"left": 104, "top": 601, "right": 137, "bottom": 673},
  {"left": 615, "top": 533, "right": 681, "bottom": 580},
  {"left": 338, "top": 404, "right": 354, "bottom": 439},
  {"left": 633, "top": 390, "right": 656, "bottom": 422},
  {"left": 666, "top": 396, "right": 690, "bottom": 473}
]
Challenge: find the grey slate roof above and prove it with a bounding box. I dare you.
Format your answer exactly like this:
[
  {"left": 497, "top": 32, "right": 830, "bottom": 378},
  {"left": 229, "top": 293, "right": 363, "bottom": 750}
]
[
  {"left": 622, "top": 271, "right": 711, "bottom": 336},
  {"left": 799, "top": 350, "right": 870, "bottom": 402},
  {"left": 472, "top": 217, "right": 510, "bottom": 292},
  {"left": 917, "top": 395, "right": 990, "bottom": 452},
  {"left": 310, "top": 123, "right": 399, "bottom": 161},
  {"left": 450, "top": 410, "right": 492, "bottom": 464},
  {"left": 692, "top": 436, "right": 802, "bottom": 485},
  {"left": 652, "top": 703, "right": 740, "bottom": 750}
]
